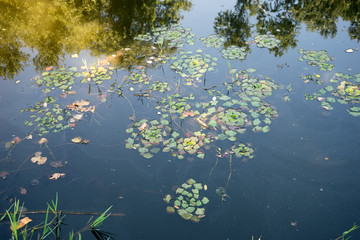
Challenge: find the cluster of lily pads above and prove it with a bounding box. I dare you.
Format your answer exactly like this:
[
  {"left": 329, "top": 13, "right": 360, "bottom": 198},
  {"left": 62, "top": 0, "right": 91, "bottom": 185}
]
[
  {"left": 21, "top": 97, "right": 71, "bottom": 136},
  {"left": 125, "top": 117, "right": 171, "bottom": 159},
  {"left": 124, "top": 69, "right": 150, "bottom": 85},
  {"left": 200, "top": 34, "right": 226, "bottom": 49},
  {"left": 304, "top": 72, "right": 360, "bottom": 116},
  {"left": 79, "top": 65, "right": 114, "bottom": 85},
  {"left": 254, "top": 34, "right": 281, "bottom": 49},
  {"left": 135, "top": 24, "right": 195, "bottom": 49},
  {"left": 221, "top": 45, "right": 247, "bottom": 60},
  {"left": 125, "top": 115, "right": 211, "bottom": 159},
  {"left": 298, "top": 48, "right": 335, "bottom": 71},
  {"left": 156, "top": 93, "right": 197, "bottom": 118},
  {"left": 124, "top": 67, "right": 279, "bottom": 159},
  {"left": 170, "top": 50, "right": 217, "bottom": 85},
  {"left": 36, "top": 67, "right": 76, "bottom": 93},
  {"left": 147, "top": 81, "right": 170, "bottom": 93},
  {"left": 301, "top": 73, "right": 322, "bottom": 85},
  {"left": 231, "top": 143, "right": 254, "bottom": 159},
  {"left": 195, "top": 92, "right": 277, "bottom": 140},
  {"left": 163, "top": 178, "right": 209, "bottom": 223}
]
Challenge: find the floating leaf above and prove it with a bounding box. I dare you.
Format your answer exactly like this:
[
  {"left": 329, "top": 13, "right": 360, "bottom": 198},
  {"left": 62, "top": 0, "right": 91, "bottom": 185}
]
[
  {"left": 10, "top": 217, "right": 32, "bottom": 230},
  {"left": 71, "top": 137, "right": 82, "bottom": 143},
  {"left": 201, "top": 197, "right": 209, "bottom": 204},
  {"left": 31, "top": 152, "right": 47, "bottom": 165},
  {"left": 49, "top": 173, "right": 66, "bottom": 180}
]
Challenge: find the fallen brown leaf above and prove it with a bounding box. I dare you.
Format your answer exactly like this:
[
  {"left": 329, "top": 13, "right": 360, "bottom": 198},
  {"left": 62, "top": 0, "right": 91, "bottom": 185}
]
[
  {"left": 138, "top": 122, "right": 148, "bottom": 131},
  {"left": 71, "top": 137, "right": 82, "bottom": 143},
  {"left": 10, "top": 217, "right": 32, "bottom": 230},
  {"left": 31, "top": 152, "right": 47, "bottom": 165},
  {"left": 67, "top": 100, "right": 95, "bottom": 113},
  {"left": 49, "top": 173, "right": 66, "bottom": 180},
  {"left": 182, "top": 110, "right": 195, "bottom": 117},
  {"left": 38, "top": 138, "right": 48, "bottom": 145}
]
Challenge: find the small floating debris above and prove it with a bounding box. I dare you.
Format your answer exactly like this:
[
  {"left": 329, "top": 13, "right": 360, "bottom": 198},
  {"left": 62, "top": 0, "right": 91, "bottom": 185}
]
[{"left": 345, "top": 48, "right": 358, "bottom": 53}]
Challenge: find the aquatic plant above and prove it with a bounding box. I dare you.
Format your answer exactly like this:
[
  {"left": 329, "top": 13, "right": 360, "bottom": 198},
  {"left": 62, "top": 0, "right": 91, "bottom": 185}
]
[
  {"left": 36, "top": 67, "right": 76, "bottom": 94},
  {"left": 254, "top": 34, "right": 280, "bottom": 49},
  {"left": 21, "top": 97, "right": 71, "bottom": 136},
  {"left": 135, "top": 24, "right": 195, "bottom": 49},
  {"left": 79, "top": 64, "right": 114, "bottom": 85},
  {"left": 221, "top": 45, "right": 247, "bottom": 60},
  {"left": 298, "top": 48, "right": 335, "bottom": 71},
  {"left": 170, "top": 50, "right": 217, "bottom": 85},
  {"left": 200, "top": 34, "right": 226, "bottom": 48},
  {"left": 304, "top": 72, "right": 360, "bottom": 116},
  {"left": 164, "top": 178, "right": 209, "bottom": 223},
  {"left": 0, "top": 195, "right": 116, "bottom": 240}
]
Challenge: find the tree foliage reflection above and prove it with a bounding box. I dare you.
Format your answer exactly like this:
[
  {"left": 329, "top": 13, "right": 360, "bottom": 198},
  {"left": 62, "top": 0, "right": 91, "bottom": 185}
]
[
  {"left": 0, "top": 0, "right": 192, "bottom": 79},
  {"left": 214, "top": 0, "right": 360, "bottom": 57}
]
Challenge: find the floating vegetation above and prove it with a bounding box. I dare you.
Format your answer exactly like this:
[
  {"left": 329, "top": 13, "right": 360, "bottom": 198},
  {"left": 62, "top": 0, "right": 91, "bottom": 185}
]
[
  {"left": 221, "top": 45, "right": 247, "bottom": 60},
  {"left": 193, "top": 69, "right": 279, "bottom": 138},
  {"left": 164, "top": 178, "right": 209, "bottom": 223},
  {"left": 148, "top": 81, "right": 170, "bottom": 93},
  {"left": 125, "top": 116, "right": 211, "bottom": 159},
  {"left": 254, "top": 34, "right": 280, "bottom": 49},
  {"left": 174, "top": 131, "right": 211, "bottom": 159},
  {"left": 231, "top": 143, "right": 255, "bottom": 159},
  {"left": 125, "top": 118, "right": 170, "bottom": 159},
  {"left": 79, "top": 64, "right": 113, "bottom": 85},
  {"left": 301, "top": 73, "right": 322, "bottom": 84},
  {"left": 298, "top": 48, "right": 335, "bottom": 71},
  {"left": 156, "top": 93, "right": 198, "bottom": 119},
  {"left": 200, "top": 34, "right": 226, "bottom": 48},
  {"left": 304, "top": 72, "right": 360, "bottom": 115},
  {"left": 36, "top": 67, "right": 76, "bottom": 93},
  {"left": 170, "top": 50, "right": 217, "bottom": 85},
  {"left": 215, "top": 187, "right": 230, "bottom": 202},
  {"left": 21, "top": 97, "right": 71, "bottom": 136},
  {"left": 135, "top": 24, "right": 195, "bottom": 49},
  {"left": 125, "top": 68, "right": 278, "bottom": 159},
  {"left": 124, "top": 69, "right": 150, "bottom": 85}
]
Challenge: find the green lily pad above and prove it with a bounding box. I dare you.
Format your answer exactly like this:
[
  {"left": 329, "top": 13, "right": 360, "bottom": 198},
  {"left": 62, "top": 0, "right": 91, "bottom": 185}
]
[{"left": 201, "top": 197, "right": 209, "bottom": 205}]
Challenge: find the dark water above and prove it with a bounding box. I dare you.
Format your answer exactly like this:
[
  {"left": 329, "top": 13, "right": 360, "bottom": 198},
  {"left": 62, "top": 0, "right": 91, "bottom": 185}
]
[{"left": 1, "top": 0, "right": 360, "bottom": 239}]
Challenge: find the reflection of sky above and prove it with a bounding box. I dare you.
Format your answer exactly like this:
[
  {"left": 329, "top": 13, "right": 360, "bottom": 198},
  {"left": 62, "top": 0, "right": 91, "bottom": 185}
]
[{"left": 181, "top": 0, "right": 236, "bottom": 36}]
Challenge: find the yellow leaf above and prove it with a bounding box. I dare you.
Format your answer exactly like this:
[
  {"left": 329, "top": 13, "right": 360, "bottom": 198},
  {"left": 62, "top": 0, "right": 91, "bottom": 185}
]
[
  {"left": 38, "top": 138, "right": 48, "bottom": 145},
  {"left": 71, "top": 137, "right": 82, "bottom": 143},
  {"left": 138, "top": 122, "right": 148, "bottom": 131},
  {"left": 49, "top": 173, "right": 66, "bottom": 180},
  {"left": 31, "top": 152, "right": 47, "bottom": 165},
  {"left": 10, "top": 217, "right": 32, "bottom": 230}
]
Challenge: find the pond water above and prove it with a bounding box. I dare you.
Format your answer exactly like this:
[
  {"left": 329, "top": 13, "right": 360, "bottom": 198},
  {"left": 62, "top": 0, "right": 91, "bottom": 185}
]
[{"left": 1, "top": 0, "right": 360, "bottom": 239}]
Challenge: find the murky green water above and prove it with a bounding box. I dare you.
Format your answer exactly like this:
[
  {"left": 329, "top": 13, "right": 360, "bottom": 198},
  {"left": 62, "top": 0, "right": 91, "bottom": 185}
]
[{"left": 1, "top": 0, "right": 360, "bottom": 239}]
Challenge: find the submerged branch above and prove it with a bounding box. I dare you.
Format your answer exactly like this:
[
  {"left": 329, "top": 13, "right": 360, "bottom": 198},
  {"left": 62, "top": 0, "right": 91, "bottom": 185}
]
[{"left": 0, "top": 210, "right": 125, "bottom": 217}]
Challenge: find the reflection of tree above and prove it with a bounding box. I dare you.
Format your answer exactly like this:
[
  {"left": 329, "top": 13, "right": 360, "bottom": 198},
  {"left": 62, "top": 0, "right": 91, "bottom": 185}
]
[
  {"left": 213, "top": 0, "right": 360, "bottom": 58},
  {"left": 291, "top": 0, "right": 360, "bottom": 41},
  {"left": 214, "top": 0, "right": 252, "bottom": 49},
  {"left": 0, "top": 0, "right": 192, "bottom": 79}
]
